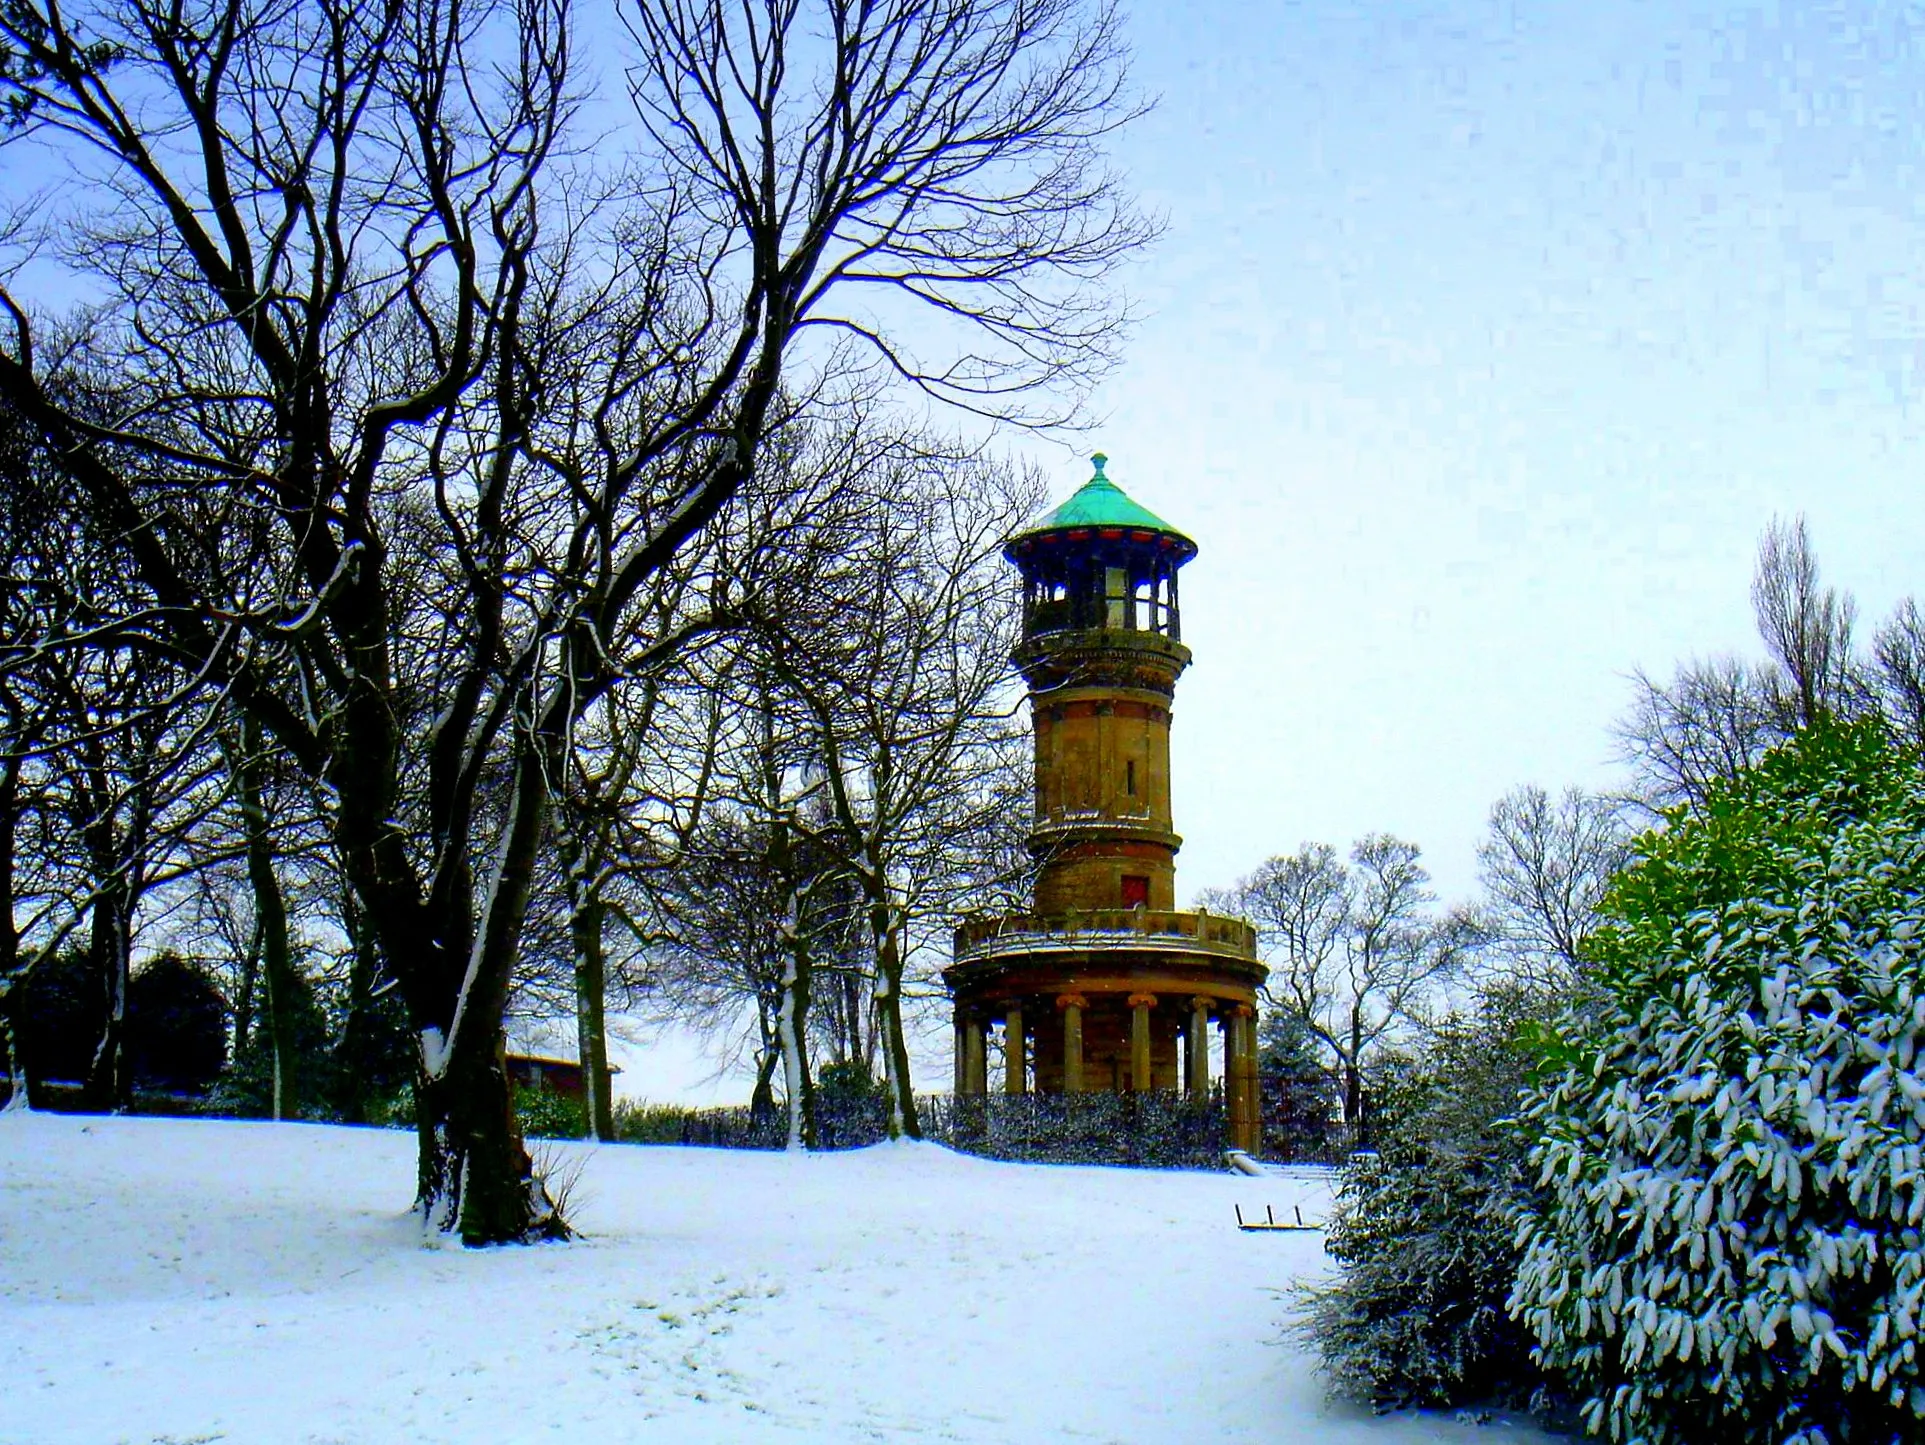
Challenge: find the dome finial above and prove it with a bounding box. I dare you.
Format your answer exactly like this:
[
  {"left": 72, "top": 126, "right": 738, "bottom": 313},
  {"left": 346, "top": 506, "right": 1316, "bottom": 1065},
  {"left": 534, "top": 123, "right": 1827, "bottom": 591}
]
[{"left": 1090, "top": 451, "right": 1109, "bottom": 480}]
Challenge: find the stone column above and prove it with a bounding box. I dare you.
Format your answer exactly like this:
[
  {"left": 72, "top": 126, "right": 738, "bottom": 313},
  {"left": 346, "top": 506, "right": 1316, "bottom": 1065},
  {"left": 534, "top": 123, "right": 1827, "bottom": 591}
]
[
  {"left": 1056, "top": 993, "right": 1087, "bottom": 1094},
  {"left": 1128, "top": 993, "right": 1156, "bottom": 1093},
  {"left": 953, "top": 1016, "right": 966, "bottom": 1096},
  {"left": 1004, "top": 1003, "right": 1026, "bottom": 1095},
  {"left": 1243, "top": 1007, "right": 1264, "bottom": 1150},
  {"left": 1221, "top": 1007, "right": 1242, "bottom": 1148},
  {"left": 1226, "top": 1004, "right": 1258, "bottom": 1152},
  {"left": 1188, "top": 995, "right": 1212, "bottom": 1096},
  {"left": 963, "top": 1016, "right": 987, "bottom": 1096}
]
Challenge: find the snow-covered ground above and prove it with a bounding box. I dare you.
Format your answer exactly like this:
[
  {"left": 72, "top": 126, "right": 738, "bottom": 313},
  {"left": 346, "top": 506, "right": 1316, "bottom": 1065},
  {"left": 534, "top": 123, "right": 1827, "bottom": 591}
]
[{"left": 0, "top": 1113, "right": 1554, "bottom": 1444}]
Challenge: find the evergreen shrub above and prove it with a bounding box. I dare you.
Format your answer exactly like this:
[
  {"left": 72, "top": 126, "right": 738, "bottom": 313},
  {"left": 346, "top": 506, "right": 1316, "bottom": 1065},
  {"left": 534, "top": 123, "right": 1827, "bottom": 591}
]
[
  {"left": 1259, "top": 1009, "right": 1342, "bottom": 1161},
  {"left": 1512, "top": 720, "right": 1925, "bottom": 1445},
  {"left": 16, "top": 949, "right": 102, "bottom": 1087},
  {"left": 125, "top": 954, "right": 227, "bottom": 1093},
  {"left": 1304, "top": 987, "right": 1557, "bottom": 1413},
  {"left": 816, "top": 1058, "right": 884, "bottom": 1106},
  {"left": 613, "top": 1099, "right": 698, "bottom": 1144},
  {"left": 515, "top": 1082, "right": 587, "bottom": 1139}
]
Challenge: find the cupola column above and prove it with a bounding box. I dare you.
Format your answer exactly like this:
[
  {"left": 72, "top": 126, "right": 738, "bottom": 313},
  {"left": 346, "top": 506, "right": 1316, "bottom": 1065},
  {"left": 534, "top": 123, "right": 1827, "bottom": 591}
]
[
  {"left": 963, "top": 1016, "right": 988, "bottom": 1097},
  {"left": 1224, "top": 1005, "right": 1259, "bottom": 1151},
  {"left": 1188, "top": 995, "right": 1212, "bottom": 1096},
  {"left": 1128, "top": 993, "right": 1156, "bottom": 1093},
  {"left": 1004, "top": 1003, "right": 1026, "bottom": 1094},
  {"left": 1057, "top": 993, "right": 1087, "bottom": 1094}
]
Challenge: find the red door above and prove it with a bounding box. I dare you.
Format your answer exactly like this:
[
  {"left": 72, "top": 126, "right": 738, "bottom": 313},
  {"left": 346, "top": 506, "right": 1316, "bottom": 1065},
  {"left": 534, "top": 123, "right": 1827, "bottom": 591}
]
[{"left": 1121, "top": 875, "right": 1149, "bottom": 909}]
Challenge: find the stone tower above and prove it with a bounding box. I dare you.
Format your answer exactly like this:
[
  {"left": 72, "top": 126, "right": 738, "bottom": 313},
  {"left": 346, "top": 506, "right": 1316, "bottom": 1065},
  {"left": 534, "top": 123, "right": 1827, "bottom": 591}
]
[{"left": 944, "top": 455, "right": 1266, "bottom": 1153}]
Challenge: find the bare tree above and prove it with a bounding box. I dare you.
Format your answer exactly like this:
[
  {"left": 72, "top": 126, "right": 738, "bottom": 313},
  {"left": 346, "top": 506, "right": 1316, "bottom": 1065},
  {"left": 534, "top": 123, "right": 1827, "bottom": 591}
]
[
  {"left": 642, "top": 811, "right": 794, "bottom": 1114},
  {"left": 1752, "top": 514, "right": 1861, "bottom": 728},
  {"left": 215, "top": 711, "right": 303, "bottom": 1120},
  {"left": 29, "top": 640, "right": 237, "bottom": 1109},
  {"left": 1209, "top": 835, "right": 1475, "bottom": 1128},
  {"left": 625, "top": 0, "right": 1155, "bottom": 422},
  {"left": 548, "top": 657, "right": 721, "bottom": 1143},
  {"left": 1475, "top": 785, "right": 1632, "bottom": 986},
  {"left": 0, "top": 0, "right": 1151, "bottom": 1239},
  {"left": 1617, "top": 515, "right": 1881, "bottom": 813},
  {"left": 765, "top": 447, "right": 1035, "bottom": 1138},
  {"left": 1872, "top": 599, "right": 1925, "bottom": 755},
  {"left": 1615, "top": 656, "right": 1781, "bottom": 814}
]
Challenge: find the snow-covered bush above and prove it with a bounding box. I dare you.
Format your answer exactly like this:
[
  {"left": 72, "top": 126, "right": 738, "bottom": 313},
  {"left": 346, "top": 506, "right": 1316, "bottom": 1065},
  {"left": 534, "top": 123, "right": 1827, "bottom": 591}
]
[
  {"left": 1512, "top": 719, "right": 1925, "bottom": 1445},
  {"left": 515, "top": 1082, "right": 588, "bottom": 1140},
  {"left": 1304, "top": 987, "right": 1557, "bottom": 1412}
]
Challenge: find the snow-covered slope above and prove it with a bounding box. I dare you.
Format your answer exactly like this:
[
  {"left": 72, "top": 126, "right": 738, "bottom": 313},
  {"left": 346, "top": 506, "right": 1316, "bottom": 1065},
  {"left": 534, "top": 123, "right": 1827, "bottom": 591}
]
[{"left": 0, "top": 1113, "right": 1552, "bottom": 1444}]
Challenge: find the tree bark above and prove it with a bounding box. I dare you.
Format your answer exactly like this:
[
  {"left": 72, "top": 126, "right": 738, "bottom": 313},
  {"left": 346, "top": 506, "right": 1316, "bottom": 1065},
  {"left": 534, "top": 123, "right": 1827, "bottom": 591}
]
[
  {"left": 770, "top": 814, "right": 817, "bottom": 1152},
  {"left": 233, "top": 915, "right": 262, "bottom": 1062},
  {"left": 1351, "top": 998, "right": 1377, "bottom": 1129},
  {"left": 79, "top": 884, "right": 130, "bottom": 1112},
  {"left": 776, "top": 925, "right": 817, "bottom": 1152},
  {"left": 332, "top": 886, "right": 378, "bottom": 1125},
  {"left": 748, "top": 1045, "right": 779, "bottom": 1121},
  {"left": 871, "top": 909, "right": 920, "bottom": 1140},
  {"left": 0, "top": 749, "right": 26, "bottom": 1112},
  {"left": 408, "top": 735, "right": 564, "bottom": 1245},
  {"left": 228, "top": 717, "right": 298, "bottom": 1120},
  {"left": 415, "top": 1028, "right": 552, "bottom": 1244},
  {"left": 571, "top": 892, "right": 614, "bottom": 1143},
  {"left": 0, "top": 988, "right": 24, "bottom": 1113},
  {"left": 555, "top": 790, "right": 620, "bottom": 1146}
]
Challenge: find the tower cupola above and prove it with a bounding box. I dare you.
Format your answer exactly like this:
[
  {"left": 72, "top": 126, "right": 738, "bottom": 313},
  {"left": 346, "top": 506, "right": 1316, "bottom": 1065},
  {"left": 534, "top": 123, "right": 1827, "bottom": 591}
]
[{"left": 1005, "top": 453, "right": 1195, "bottom": 641}]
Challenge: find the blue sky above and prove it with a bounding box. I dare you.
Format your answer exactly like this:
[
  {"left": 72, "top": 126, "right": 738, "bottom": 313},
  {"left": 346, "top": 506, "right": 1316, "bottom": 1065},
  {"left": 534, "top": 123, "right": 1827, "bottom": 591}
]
[
  {"left": 622, "top": 0, "right": 1925, "bottom": 1100},
  {"left": 1028, "top": 0, "right": 1925, "bottom": 907},
  {"left": 10, "top": 0, "right": 1924, "bottom": 1097}
]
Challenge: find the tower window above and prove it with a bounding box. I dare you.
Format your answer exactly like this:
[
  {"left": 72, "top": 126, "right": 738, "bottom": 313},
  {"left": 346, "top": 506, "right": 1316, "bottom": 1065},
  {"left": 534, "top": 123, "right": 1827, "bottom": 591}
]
[{"left": 1126, "top": 760, "right": 1136, "bottom": 796}]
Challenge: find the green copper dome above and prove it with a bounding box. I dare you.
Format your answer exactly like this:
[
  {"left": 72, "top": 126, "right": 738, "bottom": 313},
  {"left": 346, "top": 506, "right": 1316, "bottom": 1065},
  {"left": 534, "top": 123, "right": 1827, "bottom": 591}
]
[{"left": 1007, "top": 454, "right": 1196, "bottom": 555}]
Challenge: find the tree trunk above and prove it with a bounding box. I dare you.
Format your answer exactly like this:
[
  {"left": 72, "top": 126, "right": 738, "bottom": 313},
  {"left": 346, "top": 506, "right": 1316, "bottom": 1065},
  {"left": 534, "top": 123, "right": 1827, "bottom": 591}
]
[
  {"left": 233, "top": 915, "right": 262, "bottom": 1061},
  {"left": 871, "top": 910, "right": 920, "bottom": 1140},
  {"left": 571, "top": 892, "right": 614, "bottom": 1142},
  {"left": 228, "top": 717, "right": 297, "bottom": 1121},
  {"left": 846, "top": 973, "right": 876, "bottom": 1077},
  {"left": 1339, "top": 1011, "right": 1367, "bottom": 1132},
  {"left": 557, "top": 807, "right": 615, "bottom": 1145},
  {"left": 769, "top": 811, "right": 817, "bottom": 1152},
  {"left": 1343, "top": 1062, "right": 1364, "bottom": 1133},
  {"left": 748, "top": 1045, "right": 779, "bottom": 1120},
  {"left": 0, "top": 981, "right": 26, "bottom": 1113},
  {"left": 777, "top": 926, "right": 817, "bottom": 1152},
  {"left": 0, "top": 750, "right": 26, "bottom": 1112},
  {"left": 332, "top": 887, "right": 378, "bottom": 1125},
  {"left": 406, "top": 736, "right": 565, "bottom": 1245},
  {"left": 414, "top": 1028, "right": 560, "bottom": 1244},
  {"left": 80, "top": 887, "right": 130, "bottom": 1112}
]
